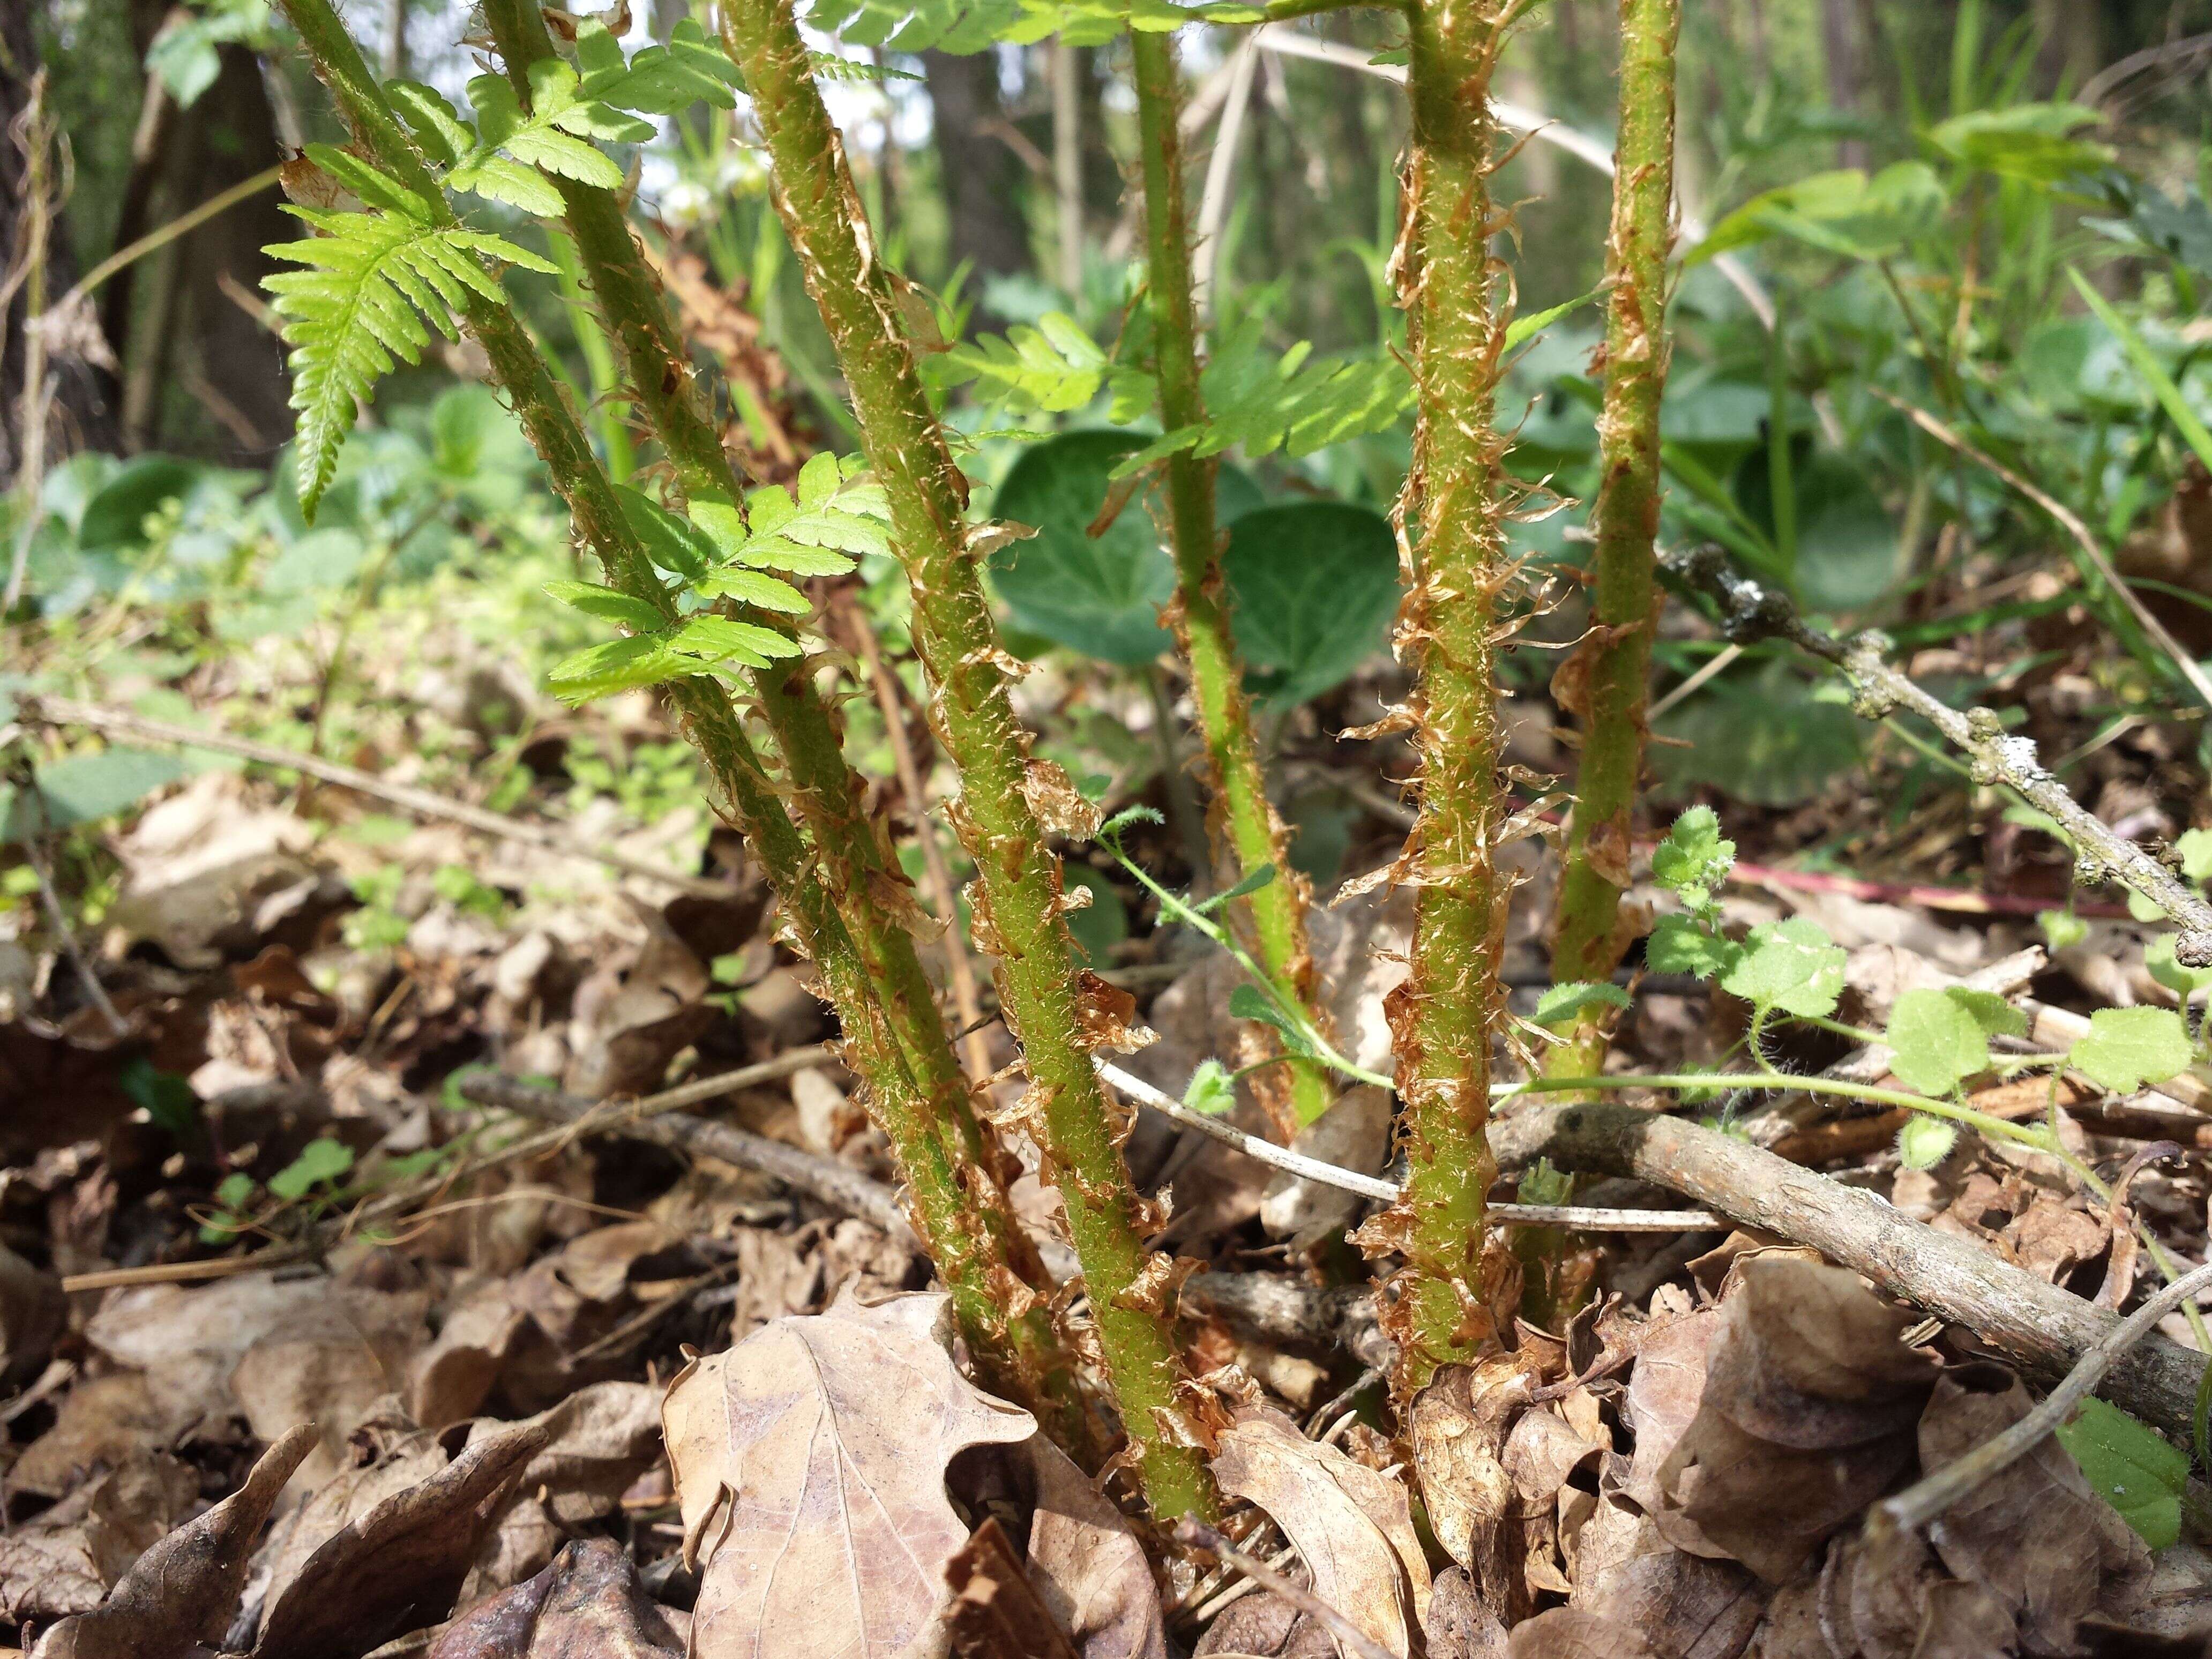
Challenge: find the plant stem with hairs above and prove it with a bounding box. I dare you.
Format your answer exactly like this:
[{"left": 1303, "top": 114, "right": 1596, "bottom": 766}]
[
  {"left": 1127, "top": 27, "right": 1334, "bottom": 1136},
  {"left": 720, "top": 0, "right": 1215, "bottom": 1519},
  {"left": 472, "top": 0, "right": 1080, "bottom": 1449},
  {"left": 272, "top": 0, "right": 1067, "bottom": 1436},
  {"left": 1363, "top": 0, "right": 1518, "bottom": 1393},
  {"left": 1546, "top": 0, "right": 1679, "bottom": 1072}
]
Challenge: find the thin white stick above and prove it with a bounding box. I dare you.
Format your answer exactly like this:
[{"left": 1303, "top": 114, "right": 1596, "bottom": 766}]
[
  {"left": 1096, "top": 1058, "right": 1724, "bottom": 1230},
  {"left": 1648, "top": 641, "right": 1744, "bottom": 720},
  {"left": 1193, "top": 32, "right": 1261, "bottom": 326},
  {"left": 1877, "top": 1256, "right": 2212, "bottom": 1536}
]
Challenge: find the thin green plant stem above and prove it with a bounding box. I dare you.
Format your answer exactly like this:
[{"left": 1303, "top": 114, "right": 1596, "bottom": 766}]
[
  {"left": 272, "top": 0, "right": 1046, "bottom": 1431},
  {"left": 472, "top": 0, "right": 1079, "bottom": 1446},
  {"left": 720, "top": 0, "right": 1214, "bottom": 1519},
  {"left": 1373, "top": 0, "right": 1520, "bottom": 1393},
  {"left": 1128, "top": 26, "right": 1335, "bottom": 1135},
  {"left": 1545, "top": 0, "right": 1679, "bottom": 1080}
]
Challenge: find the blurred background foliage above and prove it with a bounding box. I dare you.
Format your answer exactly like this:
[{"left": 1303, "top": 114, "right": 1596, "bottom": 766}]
[{"left": 6, "top": 0, "right": 2212, "bottom": 910}]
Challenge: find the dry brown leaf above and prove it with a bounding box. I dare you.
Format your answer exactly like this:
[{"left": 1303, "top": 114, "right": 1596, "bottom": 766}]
[
  {"left": 0, "top": 1240, "right": 64, "bottom": 1386},
  {"left": 8, "top": 1373, "right": 174, "bottom": 1501},
  {"left": 1021, "top": 1435, "right": 1167, "bottom": 1659},
  {"left": 461, "top": 1381, "right": 666, "bottom": 1601},
  {"left": 1212, "top": 1405, "right": 1431, "bottom": 1659},
  {"left": 424, "top": 1538, "right": 683, "bottom": 1659},
  {"left": 1423, "top": 1568, "right": 1509, "bottom": 1659},
  {"left": 1409, "top": 1351, "right": 1542, "bottom": 1610},
  {"left": 945, "top": 1518, "right": 1079, "bottom": 1659},
  {"left": 1619, "top": 1310, "right": 1723, "bottom": 1514},
  {"left": 31, "top": 1422, "right": 317, "bottom": 1659},
  {"left": 1193, "top": 1591, "right": 1337, "bottom": 1658},
  {"left": 1655, "top": 1259, "right": 1937, "bottom": 1583},
  {"left": 84, "top": 1271, "right": 425, "bottom": 1451},
  {"left": 253, "top": 1416, "right": 549, "bottom": 1659},
  {"left": 662, "top": 1290, "right": 1036, "bottom": 1659},
  {"left": 1505, "top": 1608, "right": 1661, "bottom": 1659},
  {"left": 564, "top": 907, "right": 714, "bottom": 1099},
  {"left": 0, "top": 1453, "right": 197, "bottom": 1623},
  {"left": 1914, "top": 1371, "right": 2147, "bottom": 1654},
  {"left": 1565, "top": 1497, "right": 1765, "bottom": 1659}
]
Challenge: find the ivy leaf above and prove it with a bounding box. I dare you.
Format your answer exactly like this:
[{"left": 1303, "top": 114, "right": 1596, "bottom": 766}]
[
  {"left": 268, "top": 1137, "right": 355, "bottom": 1201},
  {"left": 543, "top": 579, "right": 665, "bottom": 632},
  {"left": 1896, "top": 1115, "right": 1958, "bottom": 1171},
  {"left": 1220, "top": 503, "right": 1401, "bottom": 708},
  {"left": 1650, "top": 805, "right": 1736, "bottom": 903},
  {"left": 1227, "top": 983, "right": 1318, "bottom": 1058},
  {"left": 1184, "top": 1059, "right": 1237, "bottom": 1117},
  {"left": 2069, "top": 1006, "right": 2194, "bottom": 1094},
  {"left": 1646, "top": 913, "right": 1739, "bottom": 980},
  {"left": 1883, "top": 987, "right": 2024, "bottom": 1096},
  {"left": 1533, "top": 981, "right": 1632, "bottom": 1029},
  {"left": 2053, "top": 1397, "right": 2188, "bottom": 1549},
  {"left": 1719, "top": 917, "right": 1847, "bottom": 1018}
]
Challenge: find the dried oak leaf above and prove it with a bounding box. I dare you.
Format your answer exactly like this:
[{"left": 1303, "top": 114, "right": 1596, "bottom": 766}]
[
  {"left": 661, "top": 1290, "right": 1036, "bottom": 1659},
  {"left": 1409, "top": 1351, "right": 1543, "bottom": 1604},
  {"left": 1423, "top": 1567, "right": 1509, "bottom": 1659},
  {"left": 7, "top": 1373, "right": 174, "bottom": 1501},
  {"left": 425, "top": 1537, "right": 682, "bottom": 1659},
  {"left": 31, "top": 1422, "right": 317, "bottom": 1659},
  {"left": 1505, "top": 1608, "right": 1661, "bottom": 1659},
  {"left": 1021, "top": 1434, "right": 1167, "bottom": 1659},
  {"left": 1564, "top": 1496, "right": 1764, "bottom": 1659},
  {"left": 1654, "top": 1259, "right": 1937, "bottom": 1584},
  {"left": 1619, "top": 1309, "right": 1723, "bottom": 1514},
  {"left": 1915, "top": 1371, "right": 2148, "bottom": 1655},
  {"left": 0, "top": 1452, "right": 198, "bottom": 1623},
  {"left": 1212, "top": 1404, "right": 1431, "bottom": 1659},
  {"left": 461, "top": 1381, "right": 666, "bottom": 1601},
  {"left": 252, "top": 1415, "right": 549, "bottom": 1659},
  {"left": 944, "top": 1518, "right": 1079, "bottom": 1659}
]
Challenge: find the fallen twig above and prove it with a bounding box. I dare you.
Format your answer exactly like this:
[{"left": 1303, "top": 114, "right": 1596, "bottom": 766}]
[
  {"left": 19, "top": 694, "right": 738, "bottom": 900},
  {"left": 1875, "top": 1257, "right": 2212, "bottom": 1536},
  {"left": 1096, "top": 1060, "right": 1727, "bottom": 1230},
  {"left": 1671, "top": 544, "right": 2212, "bottom": 968},
  {"left": 1489, "top": 1100, "right": 2212, "bottom": 1437},
  {"left": 1172, "top": 1518, "right": 1396, "bottom": 1659},
  {"left": 458, "top": 1051, "right": 915, "bottom": 1245}
]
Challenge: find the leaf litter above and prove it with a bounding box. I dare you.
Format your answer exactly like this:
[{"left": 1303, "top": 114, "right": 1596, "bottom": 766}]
[{"left": 6, "top": 611, "right": 2212, "bottom": 1659}]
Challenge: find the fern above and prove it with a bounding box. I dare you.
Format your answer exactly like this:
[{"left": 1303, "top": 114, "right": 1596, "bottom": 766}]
[
  {"left": 806, "top": 0, "right": 1257, "bottom": 53},
  {"left": 574, "top": 18, "right": 745, "bottom": 111},
  {"left": 1113, "top": 325, "right": 1414, "bottom": 473},
  {"left": 925, "top": 311, "right": 1149, "bottom": 416},
  {"left": 263, "top": 180, "right": 554, "bottom": 519},
  {"left": 543, "top": 455, "right": 887, "bottom": 704},
  {"left": 446, "top": 61, "right": 653, "bottom": 215}
]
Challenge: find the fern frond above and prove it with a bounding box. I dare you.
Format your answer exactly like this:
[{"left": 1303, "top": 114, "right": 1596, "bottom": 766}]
[
  {"left": 1112, "top": 328, "right": 1414, "bottom": 474},
  {"left": 806, "top": 0, "right": 1256, "bottom": 54},
  {"left": 575, "top": 18, "right": 745, "bottom": 113},
  {"left": 447, "top": 61, "right": 652, "bottom": 213},
  {"left": 264, "top": 207, "right": 555, "bottom": 519},
  {"left": 925, "top": 311, "right": 1150, "bottom": 416}
]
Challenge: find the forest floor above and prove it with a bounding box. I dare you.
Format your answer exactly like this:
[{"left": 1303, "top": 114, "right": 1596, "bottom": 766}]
[{"left": 4, "top": 556, "right": 2211, "bottom": 1659}]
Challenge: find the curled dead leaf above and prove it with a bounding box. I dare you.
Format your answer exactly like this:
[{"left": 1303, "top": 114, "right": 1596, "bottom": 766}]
[
  {"left": 661, "top": 1290, "right": 1036, "bottom": 1659},
  {"left": 425, "top": 1537, "right": 683, "bottom": 1659},
  {"left": 1020, "top": 1434, "right": 1167, "bottom": 1659},
  {"left": 32, "top": 1422, "right": 318, "bottom": 1659}
]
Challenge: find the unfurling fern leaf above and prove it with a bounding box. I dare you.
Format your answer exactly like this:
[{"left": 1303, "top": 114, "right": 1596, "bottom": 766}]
[{"left": 263, "top": 193, "right": 555, "bottom": 520}]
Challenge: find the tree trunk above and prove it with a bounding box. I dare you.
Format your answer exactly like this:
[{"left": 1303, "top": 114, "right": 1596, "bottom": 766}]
[
  {"left": 921, "top": 49, "right": 1030, "bottom": 300},
  {"left": 1822, "top": 0, "right": 1869, "bottom": 168},
  {"left": 1, "top": 0, "right": 121, "bottom": 482}
]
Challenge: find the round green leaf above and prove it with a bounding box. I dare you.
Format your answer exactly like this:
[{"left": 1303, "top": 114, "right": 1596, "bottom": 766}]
[
  {"left": 1720, "top": 917, "right": 1847, "bottom": 1018},
  {"left": 990, "top": 432, "right": 1264, "bottom": 667},
  {"left": 77, "top": 456, "right": 204, "bottom": 552},
  {"left": 1883, "top": 987, "right": 2019, "bottom": 1096},
  {"left": 1897, "top": 1115, "right": 1959, "bottom": 1170},
  {"left": 2069, "top": 1006, "right": 2194, "bottom": 1095},
  {"left": 1220, "top": 501, "right": 1400, "bottom": 707}
]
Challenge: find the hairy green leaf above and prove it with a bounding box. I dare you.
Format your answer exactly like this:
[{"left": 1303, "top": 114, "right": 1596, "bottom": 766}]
[
  {"left": 1720, "top": 917, "right": 1846, "bottom": 1018},
  {"left": 2069, "top": 1006, "right": 2194, "bottom": 1095}
]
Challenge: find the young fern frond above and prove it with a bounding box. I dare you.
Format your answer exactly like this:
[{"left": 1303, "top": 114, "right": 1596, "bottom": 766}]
[
  {"left": 924, "top": 312, "right": 1151, "bottom": 417},
  {"left": 264, "top": 195, "right": 553, "bottom": 519},
  {"left": 808, "top": 0, "right": 1255, "bottom": 53},
  {"left": 1116, "top": 330, "right": 1415, "bottom": 471}
]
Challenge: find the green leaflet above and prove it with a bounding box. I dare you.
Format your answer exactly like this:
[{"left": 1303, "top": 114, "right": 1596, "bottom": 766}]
[
  {"left": 263, "top": 201, "right": 555, "bottom": 519},
  {"left": 2069, "top": 1006, "right": 2194, "bottom": 1095},
  {"left": 1882, "top": 987, "right": 2024, "bottom": 1097},
  {"left": 446, "top": 61, "right": 652, "bottom": 215},
  {"left": 2054, "top": 1398, "right": 2189, "bottom": 1550},
  {"left": 574, "top": 18, "right": 743, "bottom": 113},
  {"left": 1719, "top": 917, "right": 1847, "bottom": 1018}
]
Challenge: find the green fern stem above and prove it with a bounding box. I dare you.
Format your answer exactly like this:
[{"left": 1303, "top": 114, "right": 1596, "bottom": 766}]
[
  {"left": 1127, "top": 28, "right": 1334, "bottom": 1138},
  {"left": 1370, "top": 0, "right": 1516, "bottom": 1394},
  {"left": 273, "top": 0, "right": 1038, "bottom": 1410},
  {"left": 1546, "top": 0, "right": 1679, "bottom": 1076},
  {"left": 721, "top": 0, "right": 1214, "bottom": 1521},
  {"left": 473, "top": 0, "right": 1082, "bottom": 1452}
]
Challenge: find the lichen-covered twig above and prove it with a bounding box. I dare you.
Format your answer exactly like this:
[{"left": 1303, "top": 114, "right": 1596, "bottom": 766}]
[
  {"left": 1127, "top": 27, "right": 1335, "bottom": 1137},
  {"left": 1673, "top": 543, "right": 2212, "bottom": 967},
  {"left": 1365, "top": 0, "right": 1519, "bottom": 1393},
  {"left": 273, "top": 0, "right": 1064, "bottom": 1435},
  {"left": 474, "top": 0, "right": 1077, "bottom": 1445},
  {"left": 720, "top": 0, "right": 1213, "bottom": 1518},
  {"left": 1876, "top": 1256, "right": 2212, "bottom": 1537},
  {"left": 1547, "top": 0, "right": 1680, "bottom": 1070}
]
